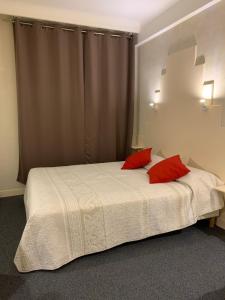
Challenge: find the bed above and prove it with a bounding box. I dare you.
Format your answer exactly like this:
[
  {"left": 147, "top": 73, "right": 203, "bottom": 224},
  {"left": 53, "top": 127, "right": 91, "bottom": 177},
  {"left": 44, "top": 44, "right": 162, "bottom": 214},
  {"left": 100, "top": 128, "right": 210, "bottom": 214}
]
[{"left": 14, "top": 155, "right": 224, "bottom": 272}]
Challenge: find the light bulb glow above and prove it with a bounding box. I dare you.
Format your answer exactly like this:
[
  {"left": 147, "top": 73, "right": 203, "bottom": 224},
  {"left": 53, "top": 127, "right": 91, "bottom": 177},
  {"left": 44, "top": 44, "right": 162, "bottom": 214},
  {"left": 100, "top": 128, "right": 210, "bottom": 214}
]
[{"left": 149, "top": 102, "right": 155, "bottom": 107}]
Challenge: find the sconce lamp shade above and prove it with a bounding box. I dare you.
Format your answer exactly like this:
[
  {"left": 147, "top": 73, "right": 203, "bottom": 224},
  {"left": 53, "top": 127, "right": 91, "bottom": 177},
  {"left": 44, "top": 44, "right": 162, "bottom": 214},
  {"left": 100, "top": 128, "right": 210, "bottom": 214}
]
[
  {"left": 154, "top": 90, "right": 161, "bottom": 103},
  {"left": 149, "top": 89, "right": 160, "bottom": 110},
  {"left": 200, "top": 80, "right": 214, "bottom": 111},
  {"left": 202, "top": 80, "right": 214, "bottom": 100}
]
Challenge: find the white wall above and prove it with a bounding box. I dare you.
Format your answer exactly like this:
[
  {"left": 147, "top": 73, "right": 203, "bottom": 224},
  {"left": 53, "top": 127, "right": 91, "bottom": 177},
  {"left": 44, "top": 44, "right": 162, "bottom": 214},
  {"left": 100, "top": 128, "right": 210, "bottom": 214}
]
[
  {"left": 137, "top": 0, "right": 225, "bottom": 229},
  {"left": 0, "top": 18, "right": 24, "bottom": 197},
  {"left": 139, "top": 0, "right": 214, "bottom": 41},
  {"left": 0, "top": 0, "right": 222, "bottom": 198}
]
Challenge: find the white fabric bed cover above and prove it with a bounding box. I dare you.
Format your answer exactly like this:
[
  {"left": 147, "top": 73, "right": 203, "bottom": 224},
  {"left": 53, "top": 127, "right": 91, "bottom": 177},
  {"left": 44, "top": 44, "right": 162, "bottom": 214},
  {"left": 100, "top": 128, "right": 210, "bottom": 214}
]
[{"left": 14, "top": 159, "right": 224, "bottom": 272}]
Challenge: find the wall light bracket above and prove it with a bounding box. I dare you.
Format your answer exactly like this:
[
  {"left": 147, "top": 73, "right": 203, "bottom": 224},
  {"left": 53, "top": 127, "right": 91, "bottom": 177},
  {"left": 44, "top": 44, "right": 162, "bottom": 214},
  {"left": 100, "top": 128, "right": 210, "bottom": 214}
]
[{"left": 149, "top": 89, "right": 160, "bottom": 111}]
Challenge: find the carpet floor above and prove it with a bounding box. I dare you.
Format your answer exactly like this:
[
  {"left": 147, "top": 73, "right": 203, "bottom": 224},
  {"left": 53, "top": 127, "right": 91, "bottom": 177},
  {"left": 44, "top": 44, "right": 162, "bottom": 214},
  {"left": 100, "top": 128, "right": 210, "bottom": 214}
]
[{"left": 0, "top": 196, "right": 225, "bottom": 300}]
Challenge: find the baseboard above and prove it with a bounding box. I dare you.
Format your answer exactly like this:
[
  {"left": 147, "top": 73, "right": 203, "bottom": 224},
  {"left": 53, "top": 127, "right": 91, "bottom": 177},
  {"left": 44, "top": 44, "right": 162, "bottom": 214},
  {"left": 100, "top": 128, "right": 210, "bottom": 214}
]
[{"left": 0, "top": 187, "right": 25, "bottom": 198}]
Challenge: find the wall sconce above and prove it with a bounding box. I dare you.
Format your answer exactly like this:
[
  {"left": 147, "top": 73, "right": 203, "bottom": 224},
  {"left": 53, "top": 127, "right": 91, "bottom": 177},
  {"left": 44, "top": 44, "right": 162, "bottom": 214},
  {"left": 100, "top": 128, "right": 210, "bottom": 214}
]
[
  {"left": 154, "top": 90, "right": 161, "bottom": 103},
  {"left": 149, "top": 90, "right": 160, "bottom": 111},
  {"left": 200, "top": 80, "right": 214, "bottom": 111}
]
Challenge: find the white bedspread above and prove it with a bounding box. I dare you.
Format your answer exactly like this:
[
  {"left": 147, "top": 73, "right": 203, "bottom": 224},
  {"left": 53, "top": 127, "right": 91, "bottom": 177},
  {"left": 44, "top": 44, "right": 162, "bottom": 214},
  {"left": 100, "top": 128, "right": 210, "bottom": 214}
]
[{"left": 14, "top": 161, "right": 224, "bottom": 272}]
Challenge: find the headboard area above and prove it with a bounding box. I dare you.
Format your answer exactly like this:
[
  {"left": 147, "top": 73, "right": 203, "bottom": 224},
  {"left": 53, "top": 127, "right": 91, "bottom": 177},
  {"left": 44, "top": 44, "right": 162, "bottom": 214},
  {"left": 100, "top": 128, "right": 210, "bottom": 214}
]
[{"left": 136, "top": 0, "right": 225, "bottom": 180}]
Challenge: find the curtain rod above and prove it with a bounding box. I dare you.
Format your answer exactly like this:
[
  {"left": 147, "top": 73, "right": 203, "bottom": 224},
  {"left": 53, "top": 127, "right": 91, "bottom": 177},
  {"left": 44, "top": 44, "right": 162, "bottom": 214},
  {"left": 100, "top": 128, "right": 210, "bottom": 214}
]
[{"left": 9, "top": 20, "right": 133, "bottom": 38}]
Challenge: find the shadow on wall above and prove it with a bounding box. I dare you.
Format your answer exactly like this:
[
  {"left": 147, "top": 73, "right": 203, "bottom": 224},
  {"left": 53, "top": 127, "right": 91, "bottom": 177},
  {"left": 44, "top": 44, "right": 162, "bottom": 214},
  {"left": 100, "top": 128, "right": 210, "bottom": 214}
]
[{"left": 168, "top": 35, "right": 196, "bottom": 55}]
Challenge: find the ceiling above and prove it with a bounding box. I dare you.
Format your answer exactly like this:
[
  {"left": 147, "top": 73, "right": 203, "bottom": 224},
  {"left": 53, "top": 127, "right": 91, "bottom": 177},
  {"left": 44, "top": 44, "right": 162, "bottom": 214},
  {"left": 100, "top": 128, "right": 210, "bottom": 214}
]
[
  {"left": 0, "top": 0, "right": 181, "bottom": 32},
  {"left": 14, "top": 0, "right": 180, "bottom": 24}
]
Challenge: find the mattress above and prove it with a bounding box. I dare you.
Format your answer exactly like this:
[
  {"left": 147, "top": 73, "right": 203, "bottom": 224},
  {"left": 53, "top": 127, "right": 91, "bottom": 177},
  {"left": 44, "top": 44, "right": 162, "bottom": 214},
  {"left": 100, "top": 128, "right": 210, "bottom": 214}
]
[{"left": 14, "top": 159, "right": 224, "bottom": 272}]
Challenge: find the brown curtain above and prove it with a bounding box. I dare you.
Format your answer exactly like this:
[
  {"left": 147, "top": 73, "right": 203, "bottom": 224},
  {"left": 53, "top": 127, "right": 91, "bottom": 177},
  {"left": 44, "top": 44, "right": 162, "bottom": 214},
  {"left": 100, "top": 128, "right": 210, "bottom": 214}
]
[
  {"left": 14, "top": 21, "right": 136, "bottom": 183},
  {"left": 84, "top": 32, "right": 136, "bottom": 163}
]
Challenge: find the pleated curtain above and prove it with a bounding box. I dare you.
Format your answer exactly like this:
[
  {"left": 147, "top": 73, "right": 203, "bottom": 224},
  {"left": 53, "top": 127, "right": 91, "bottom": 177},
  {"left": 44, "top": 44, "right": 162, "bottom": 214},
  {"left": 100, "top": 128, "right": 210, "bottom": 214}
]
[{"left": 14, "top": 21, "right": 136, "bottom": 183}]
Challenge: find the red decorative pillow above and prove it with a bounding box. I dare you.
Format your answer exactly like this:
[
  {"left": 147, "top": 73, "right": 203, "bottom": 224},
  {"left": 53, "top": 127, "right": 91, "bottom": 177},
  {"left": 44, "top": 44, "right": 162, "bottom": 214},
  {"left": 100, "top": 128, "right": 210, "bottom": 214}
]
[
  {"left": 122, "top": 148, "right": 152, "bottom": 170},
  {"left": 147, "top": 155, "right": 190, "bottom": 183}
]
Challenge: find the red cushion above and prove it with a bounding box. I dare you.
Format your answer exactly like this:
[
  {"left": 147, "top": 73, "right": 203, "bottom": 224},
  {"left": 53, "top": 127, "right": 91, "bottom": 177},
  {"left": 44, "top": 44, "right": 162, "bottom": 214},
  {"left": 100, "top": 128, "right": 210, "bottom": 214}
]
[
  {"left": 122, "top": 148, "right": 152, "bottom": 169},
  {"left": 147, "top": 155, "right": 190, "bottom": 183}
]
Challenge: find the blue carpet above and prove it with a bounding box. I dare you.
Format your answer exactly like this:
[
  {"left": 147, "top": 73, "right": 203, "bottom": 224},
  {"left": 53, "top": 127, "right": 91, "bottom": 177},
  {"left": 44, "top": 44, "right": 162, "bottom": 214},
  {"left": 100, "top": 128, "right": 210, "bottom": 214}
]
[{"left": 0, "top": 196, "right": 225, "bottom": 300}]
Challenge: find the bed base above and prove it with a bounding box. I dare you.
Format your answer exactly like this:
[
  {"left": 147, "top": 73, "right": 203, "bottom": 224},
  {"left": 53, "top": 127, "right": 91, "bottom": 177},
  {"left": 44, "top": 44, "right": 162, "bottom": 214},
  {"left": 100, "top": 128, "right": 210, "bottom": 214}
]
[
  {"left": 209, "top": 217, "right": 217, "bottom": 228},
  {"left": 198, "top": 210, "right": 219, "bottom": 228}
]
